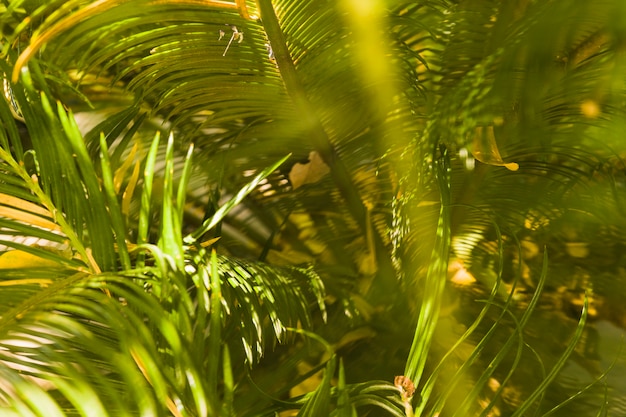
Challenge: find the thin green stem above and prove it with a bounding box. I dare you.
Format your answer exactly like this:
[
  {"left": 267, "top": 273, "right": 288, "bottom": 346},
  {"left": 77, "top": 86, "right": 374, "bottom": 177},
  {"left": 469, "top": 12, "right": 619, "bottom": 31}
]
[{"left": 256, "top": 0, "right": 397, "bottom": 288}]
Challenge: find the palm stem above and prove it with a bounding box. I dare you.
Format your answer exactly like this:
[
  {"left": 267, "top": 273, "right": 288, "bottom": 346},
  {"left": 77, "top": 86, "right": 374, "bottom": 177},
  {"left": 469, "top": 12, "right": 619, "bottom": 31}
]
[{"left": 257, "top": 0, "right": 397, "bottom": 286}]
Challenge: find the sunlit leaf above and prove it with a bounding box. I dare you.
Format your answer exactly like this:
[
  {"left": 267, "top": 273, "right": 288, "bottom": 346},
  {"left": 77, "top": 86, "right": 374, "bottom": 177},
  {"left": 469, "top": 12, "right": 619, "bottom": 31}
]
[{"left": 288, "top": 151, "right": 330, "bottom": 190}]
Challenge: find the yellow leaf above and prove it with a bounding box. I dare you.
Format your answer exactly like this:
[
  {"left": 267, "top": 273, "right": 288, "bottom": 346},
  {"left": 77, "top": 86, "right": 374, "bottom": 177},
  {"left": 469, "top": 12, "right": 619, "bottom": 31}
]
[
  {"left": 0, "top": 250, "right": 61, "bottom": 270},
  {"left": 448, "top": 259, "right": 476, "bottom": 286},
  {"left": 471, "top": 125, "right": 519, "bottom": 171},
  {"left": 200, "top": 237, "right": 221, "bottom": 247},
  {"left": 0, "top": 193, "right": 60, "bottom": 231},
  {"left": 122, "top": 159, "right": 142, "bottom": 218},
  {"left": 288, "top": 151, "right": 330, "bottom": 189},
  {"left": 0, "top": 278, "right": 53, "bottom": 287},
  {"left": 114, "top": 142, "right": 139, "bottom": 193}
]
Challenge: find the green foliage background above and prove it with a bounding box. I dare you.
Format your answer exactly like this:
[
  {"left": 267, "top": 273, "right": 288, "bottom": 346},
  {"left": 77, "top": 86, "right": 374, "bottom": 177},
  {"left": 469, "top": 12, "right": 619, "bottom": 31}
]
[{"left": 0, "top": 0, "right": 625, "bottom": 415}]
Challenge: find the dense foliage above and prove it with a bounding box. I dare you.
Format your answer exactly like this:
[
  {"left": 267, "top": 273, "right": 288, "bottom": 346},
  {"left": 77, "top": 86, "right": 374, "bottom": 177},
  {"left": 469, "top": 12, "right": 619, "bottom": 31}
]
[{"left": 0, "top": 0, "right": 625, "bottom": 415}]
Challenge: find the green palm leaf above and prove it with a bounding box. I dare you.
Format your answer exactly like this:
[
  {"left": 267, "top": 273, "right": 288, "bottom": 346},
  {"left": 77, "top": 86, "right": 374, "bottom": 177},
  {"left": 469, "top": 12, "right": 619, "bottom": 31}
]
[{"left": 1, "top": 0, "right": 625, "bottom": 415}]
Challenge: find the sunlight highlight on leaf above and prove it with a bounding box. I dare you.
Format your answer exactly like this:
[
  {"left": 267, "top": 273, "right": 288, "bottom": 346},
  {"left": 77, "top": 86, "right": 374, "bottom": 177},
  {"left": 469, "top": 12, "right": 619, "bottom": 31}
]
[
  {"left": 0, "top": 204, "right": 59, "bottom": 232},
  {"left": 581, "top": 100, "right": 601, "bottom": 118},
  {"left": 0, "top": 249, "right": 61, "bottom": 272},
  {"left": 0, "top": 193, "right": 60, "bottom": 231}
]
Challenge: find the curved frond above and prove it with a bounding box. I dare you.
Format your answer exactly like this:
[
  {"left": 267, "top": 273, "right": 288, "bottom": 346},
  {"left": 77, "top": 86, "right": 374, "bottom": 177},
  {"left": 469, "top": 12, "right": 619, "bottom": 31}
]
[{"left": 1, "top": 0, "right": 626, "bottom": 415}]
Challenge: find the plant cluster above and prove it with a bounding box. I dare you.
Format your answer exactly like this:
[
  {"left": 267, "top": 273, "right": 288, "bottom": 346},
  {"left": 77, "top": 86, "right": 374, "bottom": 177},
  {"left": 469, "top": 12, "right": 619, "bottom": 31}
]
[{"left": 0, "top": 0, "right": 625, "bottom": 416}]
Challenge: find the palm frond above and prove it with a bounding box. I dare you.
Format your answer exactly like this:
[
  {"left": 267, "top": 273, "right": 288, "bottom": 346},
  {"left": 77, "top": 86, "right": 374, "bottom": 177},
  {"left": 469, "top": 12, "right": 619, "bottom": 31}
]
[
  {"left": 1, "top": 0, "right": 626, "bottom": 415},
  {"left": 0, "top": 60, "right": 328, "bottom": 416}
]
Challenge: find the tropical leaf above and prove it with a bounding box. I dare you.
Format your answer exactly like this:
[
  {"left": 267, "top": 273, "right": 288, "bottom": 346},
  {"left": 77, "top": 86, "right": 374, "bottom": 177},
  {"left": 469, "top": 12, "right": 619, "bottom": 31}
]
[{"left": 0, "top": 0, "right": 625, "bottom": 415}]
